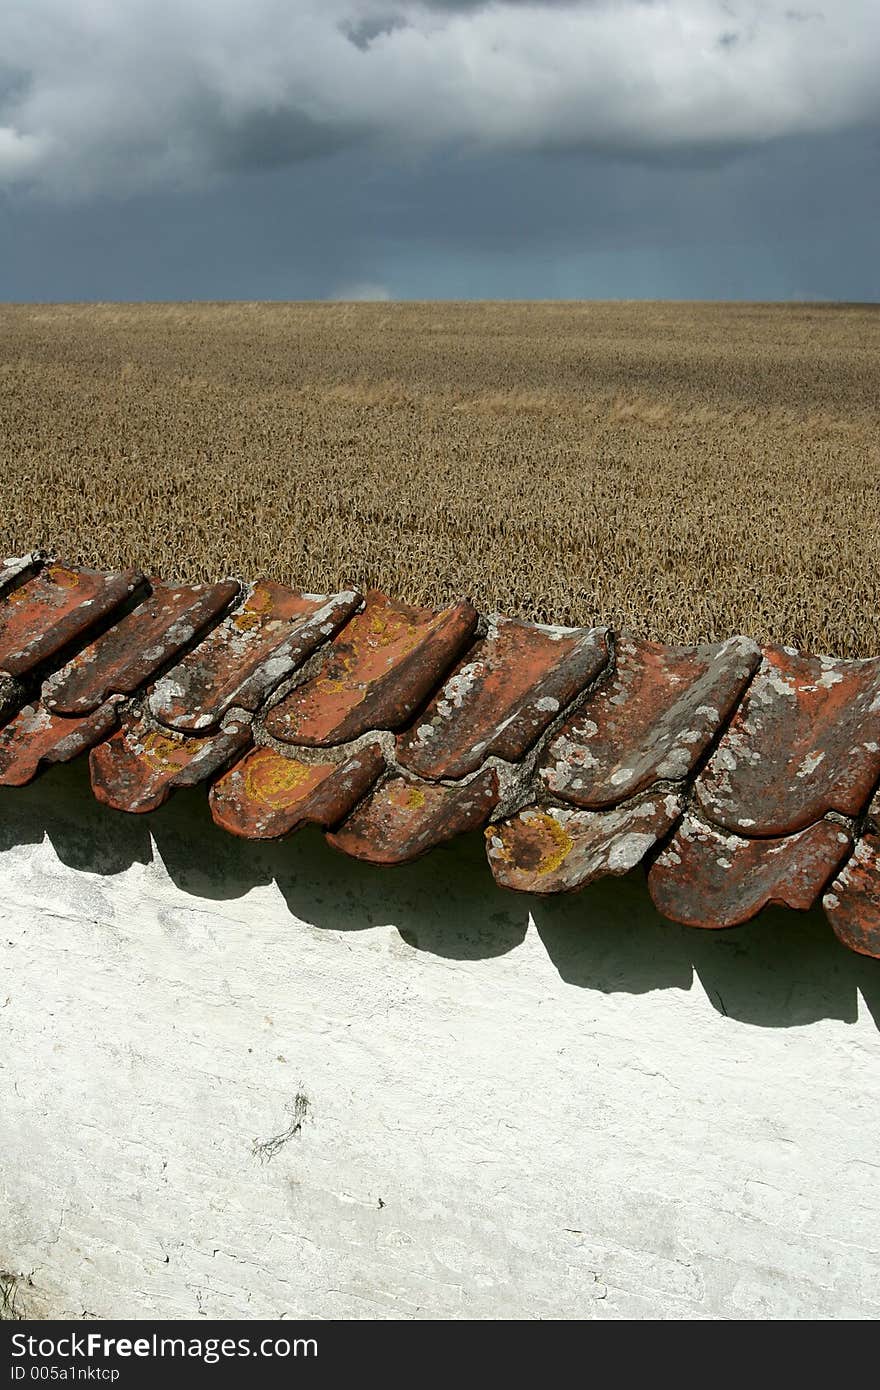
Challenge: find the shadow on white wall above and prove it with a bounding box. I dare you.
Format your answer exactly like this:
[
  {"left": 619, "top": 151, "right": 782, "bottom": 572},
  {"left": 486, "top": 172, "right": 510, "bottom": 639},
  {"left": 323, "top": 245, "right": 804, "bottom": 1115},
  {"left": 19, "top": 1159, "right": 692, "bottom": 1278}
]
[{"left": 2, "top": 758, "right": 878, "bottom": 1033}]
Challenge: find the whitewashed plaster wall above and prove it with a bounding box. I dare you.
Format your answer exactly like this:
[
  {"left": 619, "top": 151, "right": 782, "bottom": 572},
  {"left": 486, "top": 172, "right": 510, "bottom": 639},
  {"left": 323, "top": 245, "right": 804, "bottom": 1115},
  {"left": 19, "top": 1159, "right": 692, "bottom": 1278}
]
[{"left": 2, "top": 760, "right": 880, "bottom": 1322}]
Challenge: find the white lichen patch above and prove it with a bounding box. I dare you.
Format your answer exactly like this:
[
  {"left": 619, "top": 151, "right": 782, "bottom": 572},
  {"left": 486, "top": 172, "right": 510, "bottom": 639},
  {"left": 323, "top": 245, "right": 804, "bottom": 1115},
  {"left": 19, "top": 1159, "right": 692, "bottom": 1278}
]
[
  {"left": 816, "top": 668, "right": 845, "bottom": 689},
  {"left": 655, "top": 747, "right": 693, "bottom": 780},
  {"left": 606, "top": 832, "right": 658, "bottom": 874},
  {"left": 796, "top": 750, "right": 826, "bottom": 779},
  {"left": 535, "top": 696, "right": 559, "bottom": 714}
]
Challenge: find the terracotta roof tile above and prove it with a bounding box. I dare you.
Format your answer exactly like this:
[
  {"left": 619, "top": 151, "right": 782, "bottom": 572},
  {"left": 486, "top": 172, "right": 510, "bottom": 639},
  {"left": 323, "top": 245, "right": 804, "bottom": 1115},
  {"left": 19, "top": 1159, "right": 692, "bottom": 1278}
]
[
  {"left": 1, "top": 549, "right": 879, "bottom": 959},
  {"left": 149, "top": 581, "right": 361, "bottom": 733},
  {"left": 487, "top": 791, "right": 683, "bottom": 894},
  {"left": 327, "top": 768, "right": 500, "bottom": 865},
  {"left": 0, "top": 551, "right": 44, "bottom": 597},
  {"left": 90, "top": 710, "right": 251, "bottom": 814},
  {"left": 0, "top": 563, "right": 144, "bottom": 679},
  {"left": 44, "top": 579, "right": 239, "bottom": 715},
  {"left": 0, "top": 699, "right": 119, "bottom": 787},
  {"left": 0, "top": 679, "right": 24, "bottom": 726},
  {"left": 694, "top": 646, "right": 880, "bottom": 835},
  {"left": 823, "top": 835, "right": 880, "bottom": 959},
  {"left": 649, "top": 816, "right": 852, "bottom": 929},
  {"left": 396, "top": 618, "right": 608, "bottom": 779},
  {"left": 540, "top": 634, "right": 759, "bottom": 808},
  {"left": 265, "top": 592, "right": 477, "bottom": 746},
  {"left": 209, "top": 742, "right": 385, "bottom": 840}
]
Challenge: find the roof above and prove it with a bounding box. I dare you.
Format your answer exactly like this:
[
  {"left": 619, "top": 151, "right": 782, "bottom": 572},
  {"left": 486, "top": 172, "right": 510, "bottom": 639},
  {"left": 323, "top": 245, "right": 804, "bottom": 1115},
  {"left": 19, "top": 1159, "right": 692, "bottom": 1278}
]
[{"left": 1, "top": 551, "right": 878, "bottom": 960}]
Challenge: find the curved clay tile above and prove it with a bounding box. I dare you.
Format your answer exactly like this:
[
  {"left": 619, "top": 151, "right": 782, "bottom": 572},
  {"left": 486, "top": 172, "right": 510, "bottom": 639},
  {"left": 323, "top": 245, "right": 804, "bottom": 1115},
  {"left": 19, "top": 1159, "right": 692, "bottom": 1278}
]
[
  {"left": 265, "top": 592, "right": 477, "bottom": 746},
  {"left": 396, "top": 618, "right": 608, "bottom": 780},
  {"left": 45, "top": 579, "right": 239, "bottom": 715},
  {"left": 90, "top": 711, "right": 251, "bottom": 814},
  {"left": 209, "top": 742, "right": 385, "bottom": 840},
  {"left": 0, "top": 552, "right": 44, "bottom": 598},
  {"left": 149, "top": 581, "right": 361, "bottom": 733},
  {"left": 0, "top": 700, "right": 119, "bottom": 787},
  {"left": 328, "top": 768, "right": 499, "bottom": 865},
  {"left": 486, "top": 791, "right": 683, "bottom": 894},
  {"left": 0, "top": 564, "right": 144, "bottom": 679},
  {"left": 649, "top": 815, "right": 852, "bottom": 930},
  {"left": 823, "top": 835, "right": 880, "bottom": 958},
  {"left": 2, "top": 544, "right": 880, "bottom": 960},
  {"left": 695, "top": 646, "right": 880, "bottom": 836},
  {"left": 540, "top": 634, "right": 759, "bottom": 809}
]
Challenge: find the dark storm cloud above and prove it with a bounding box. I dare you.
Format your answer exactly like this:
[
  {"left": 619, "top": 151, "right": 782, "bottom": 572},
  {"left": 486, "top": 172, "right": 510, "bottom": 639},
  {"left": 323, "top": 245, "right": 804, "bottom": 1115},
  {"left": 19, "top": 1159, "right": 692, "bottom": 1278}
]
[
  {"left": 200, "top": 104, "right": 363, "bottom": 175},
  {"left": 0, "top": 2, "right": 877, "bottom": 303},
  {"left": 1, "top": 127, "right": 877, "bottom": 302},
  {"left": 0, "top": 3, "right": 878, "bottom": 195}
]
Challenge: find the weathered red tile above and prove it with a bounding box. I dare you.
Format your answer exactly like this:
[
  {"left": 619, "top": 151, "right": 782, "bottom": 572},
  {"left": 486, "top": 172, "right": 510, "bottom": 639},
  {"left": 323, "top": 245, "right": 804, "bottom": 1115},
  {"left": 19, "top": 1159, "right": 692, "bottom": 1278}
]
[
  {"left": 0, "top": 563, "right": 144, "bottom": 679},
  {"left": 327, "top": 768, "right": 499, "bottom": 865},
  {"left": 265, "top": 591, "right": 478, "bottom": 746},
  {"left": 396, "top": 618, "right": 608, "bottom": 780},
  {"left": 695, "top": 646, "right": 880, "bottom": 836},
  {"left": 209, "top": 742, "right": 385, "bottom": 840},
  {"left": 0, "top": 552, "right": 43, "bottom": 597},
  {"left": 540, "top": 634, "right": 759, "bottom": 809},
  {"left": 823, "top": 836, "right": 880, "bottom": 959},
  {"left": 149, "top": 580, "right": 361, "bottom": 733},
  {"left": 0, "top": 684, "right": 21, "bottom": 725},
  {"left": 648, "top": 815, "right": 852, "bottom": 929},
  {"left": 44, "top": 578, "right": 239, "bottom": 715},
  {"left": 486, "top": 791, "right": 683, "bottom": 894},
  {"left": 0, "top": 700, "right": 119, "bottom": 787},
  {"left": 90, "top": 711, "right": 251, "bottom": 814}
]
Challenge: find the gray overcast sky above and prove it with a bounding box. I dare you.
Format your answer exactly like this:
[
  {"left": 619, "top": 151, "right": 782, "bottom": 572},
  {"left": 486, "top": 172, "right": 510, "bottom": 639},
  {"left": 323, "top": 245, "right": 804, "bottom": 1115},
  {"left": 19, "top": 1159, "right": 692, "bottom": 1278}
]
[{"left": 1, "top": 1, "right": 878, "bottom": 300}]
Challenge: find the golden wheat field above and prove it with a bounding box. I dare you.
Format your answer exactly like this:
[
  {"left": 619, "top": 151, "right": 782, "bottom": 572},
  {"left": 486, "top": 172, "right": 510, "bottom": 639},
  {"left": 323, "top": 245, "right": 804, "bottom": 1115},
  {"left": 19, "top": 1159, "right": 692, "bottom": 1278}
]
[{"left": 1, "top": 300, "right": 878, "bottom": 655}]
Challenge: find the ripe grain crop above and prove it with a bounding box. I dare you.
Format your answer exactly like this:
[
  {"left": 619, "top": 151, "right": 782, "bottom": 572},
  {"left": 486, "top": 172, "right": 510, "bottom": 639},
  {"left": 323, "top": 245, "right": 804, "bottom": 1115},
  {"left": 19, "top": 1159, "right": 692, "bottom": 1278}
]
[{"left": 1, "top": 300, "right": 878, "bottom": 656}]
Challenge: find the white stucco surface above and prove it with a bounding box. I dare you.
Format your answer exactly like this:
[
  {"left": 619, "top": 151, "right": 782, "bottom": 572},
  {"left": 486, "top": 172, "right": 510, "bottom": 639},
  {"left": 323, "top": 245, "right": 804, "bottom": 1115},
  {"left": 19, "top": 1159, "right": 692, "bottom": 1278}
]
[{"left": 2, "top": 760, "right": 880, "bottom": 1321}]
